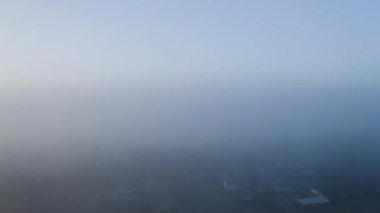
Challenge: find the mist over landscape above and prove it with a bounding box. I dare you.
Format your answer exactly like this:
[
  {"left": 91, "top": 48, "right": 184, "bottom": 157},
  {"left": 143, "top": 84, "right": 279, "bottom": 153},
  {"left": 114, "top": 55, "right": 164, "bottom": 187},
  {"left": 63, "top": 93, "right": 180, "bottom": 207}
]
[
  {"left": 0, "top": 84, "right": 379, "bottom": 212},
  {"left": 1, "top": 0, "right": 379, "bottom": 212}
]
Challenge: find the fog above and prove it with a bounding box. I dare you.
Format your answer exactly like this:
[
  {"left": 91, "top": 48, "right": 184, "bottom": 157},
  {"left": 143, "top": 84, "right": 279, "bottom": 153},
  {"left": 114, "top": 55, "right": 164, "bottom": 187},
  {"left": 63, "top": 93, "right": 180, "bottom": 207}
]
[
  {"left": 1, "top": 0, "right": 380, "bottom": 211},
  {"left": 0, "top": 83, "right": 379, "bottom": 212},
  {"left": 1, "top": 83, "right": 379, "bottom": 170}
]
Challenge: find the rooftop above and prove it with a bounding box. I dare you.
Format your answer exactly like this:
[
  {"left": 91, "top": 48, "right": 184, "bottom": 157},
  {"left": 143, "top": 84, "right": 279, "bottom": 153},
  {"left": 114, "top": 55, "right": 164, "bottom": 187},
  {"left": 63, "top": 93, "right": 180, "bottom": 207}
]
[{"left": 297, "top": 195, "right": 330, "bottom": 205}]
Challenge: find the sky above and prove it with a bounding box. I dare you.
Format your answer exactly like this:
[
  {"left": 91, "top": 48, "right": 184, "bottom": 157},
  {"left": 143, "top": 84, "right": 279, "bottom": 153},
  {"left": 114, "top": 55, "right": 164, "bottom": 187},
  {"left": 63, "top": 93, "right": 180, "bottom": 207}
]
[
  {"left": 1, "top": 0, "right": 379, "bottom": 90},
  {"left": 0, "top": 1, "right": 379, "bottom": 160}
]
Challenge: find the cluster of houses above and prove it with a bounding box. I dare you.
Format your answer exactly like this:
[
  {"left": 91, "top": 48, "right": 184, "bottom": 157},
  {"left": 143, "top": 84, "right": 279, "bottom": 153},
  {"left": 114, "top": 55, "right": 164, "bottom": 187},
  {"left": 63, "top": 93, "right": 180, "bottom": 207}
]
[{"left": 223, "top": 171, "right": 330, "bottom": 212}]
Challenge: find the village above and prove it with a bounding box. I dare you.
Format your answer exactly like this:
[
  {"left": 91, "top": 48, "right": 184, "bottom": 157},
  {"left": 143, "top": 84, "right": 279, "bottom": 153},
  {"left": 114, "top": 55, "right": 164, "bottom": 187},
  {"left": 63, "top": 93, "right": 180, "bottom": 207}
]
[
  {"left": 88, "top": 149, "right": 380, "bottom": 213},
  {"left": 222, "top": 170, "right": 330, "bottom": 212}
]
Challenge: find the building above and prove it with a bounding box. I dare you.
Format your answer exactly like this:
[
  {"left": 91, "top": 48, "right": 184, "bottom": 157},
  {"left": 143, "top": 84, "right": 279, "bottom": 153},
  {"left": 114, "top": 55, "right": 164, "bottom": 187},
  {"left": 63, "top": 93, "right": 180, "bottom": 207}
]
[
  {"left": 297, "top": 195, "right": 330, "bottom": 206},
  {"left": 223, "top": 177, "right": 248, "bottom": 191},
  {"left": 295, "top": 187, "right": 330, "bottom": 210}
]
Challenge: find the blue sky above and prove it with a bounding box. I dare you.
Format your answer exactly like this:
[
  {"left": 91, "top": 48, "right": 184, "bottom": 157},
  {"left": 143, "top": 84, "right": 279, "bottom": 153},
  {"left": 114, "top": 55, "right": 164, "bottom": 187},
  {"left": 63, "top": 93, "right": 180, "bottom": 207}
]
[{"left": 1, "top": 0, "right": 379, "bottom": 89}]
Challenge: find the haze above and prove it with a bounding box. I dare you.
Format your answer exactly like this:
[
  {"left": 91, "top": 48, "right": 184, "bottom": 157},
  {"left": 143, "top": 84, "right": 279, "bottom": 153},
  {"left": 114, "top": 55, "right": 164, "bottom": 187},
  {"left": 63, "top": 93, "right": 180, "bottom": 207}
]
[{"left": 0, "top": 1, "right": 379, "bottom": 212}]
